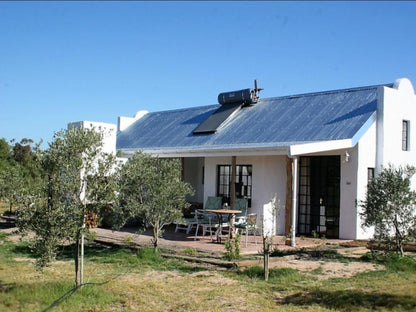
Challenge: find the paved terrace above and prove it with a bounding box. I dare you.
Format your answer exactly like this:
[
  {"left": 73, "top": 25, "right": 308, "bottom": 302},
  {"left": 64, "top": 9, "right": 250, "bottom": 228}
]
[
  {"left": 92, "top": 224, "right": 359, "bottom": 257},
  {"left": 0, "top": 218, "right": 365, "bottom": 260}
]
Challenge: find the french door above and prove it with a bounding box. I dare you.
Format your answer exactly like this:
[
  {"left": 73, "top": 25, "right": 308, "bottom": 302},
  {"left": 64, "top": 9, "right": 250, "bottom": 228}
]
[{"left": 298, "top": 156, "right": 340, "bottom": 238}]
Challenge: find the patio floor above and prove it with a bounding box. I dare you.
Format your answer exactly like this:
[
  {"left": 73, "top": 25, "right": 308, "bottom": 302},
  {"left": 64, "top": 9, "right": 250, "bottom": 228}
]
[{"left": 93, "top": 224, "right": 359, "bottom": 257}]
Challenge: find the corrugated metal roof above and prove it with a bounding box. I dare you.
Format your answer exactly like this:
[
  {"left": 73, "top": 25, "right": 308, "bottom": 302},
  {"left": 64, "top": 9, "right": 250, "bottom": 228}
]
[{"left": 116, "top": 84, "right": 391, "bottom": 153}]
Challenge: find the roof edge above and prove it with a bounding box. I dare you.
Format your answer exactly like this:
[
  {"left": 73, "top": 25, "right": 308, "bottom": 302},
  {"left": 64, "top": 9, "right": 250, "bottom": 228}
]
[
  {"left": 289, "top": 139, "right": 353, "bottom": 156},
  {"left": 262, "top": 83, "right": 393, "bottom": 103}
]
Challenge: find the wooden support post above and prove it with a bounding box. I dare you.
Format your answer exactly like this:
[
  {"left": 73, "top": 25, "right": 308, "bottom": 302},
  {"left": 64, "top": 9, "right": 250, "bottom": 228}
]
[
  {"left": 180, "top": 157, "right": 185, "bottom": 181},
  {"left": 231, "top": 156, "right": 236, "bottom": 210},
  {"left": 285, "top": 156, "right": 293, "bottom": 236}
]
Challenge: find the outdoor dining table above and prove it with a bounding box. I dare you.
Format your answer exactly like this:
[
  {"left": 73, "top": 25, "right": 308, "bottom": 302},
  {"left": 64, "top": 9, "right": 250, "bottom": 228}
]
[{"left": 205, "top": 209, "right": 241, "bottom": 242}]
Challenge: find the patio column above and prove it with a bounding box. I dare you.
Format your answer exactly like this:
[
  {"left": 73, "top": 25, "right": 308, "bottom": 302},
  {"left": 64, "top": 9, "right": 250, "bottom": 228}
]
[
  {"left": 230, "top": 156, "right": 236, "bottom": 210},
  {"left": 285, "top": 157, "right": 293, "bottom": 236},
  {"left": 291, "top": 156, "right": 298, "bottom": 247},
  {"left": 180, "top": 157, "right": 185, "bottom": 181}
]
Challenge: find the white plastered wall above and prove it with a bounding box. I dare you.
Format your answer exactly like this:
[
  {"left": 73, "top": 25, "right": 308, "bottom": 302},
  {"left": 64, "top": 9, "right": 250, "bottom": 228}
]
[
  {"left": 338, "top": 121, "right": 377, "bottom": 240},
  {"left": 355, "top": 121, "right": 377, "bottom": 239},
  {"left": 203, "top": 155, "right": 287, "bottom": 234},
  {"left": 183, "top": 157, "right": 204, "bottom": 203},
  {"left": 377, "top": 79, "right": 416, "bottom": 175}
]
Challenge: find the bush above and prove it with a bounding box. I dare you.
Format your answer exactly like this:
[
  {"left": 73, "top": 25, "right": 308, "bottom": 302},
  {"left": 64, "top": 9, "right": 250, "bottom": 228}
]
[
  {"left": 361, "top": 252, "right": 416, "bottom": 272},
  {"left": 242, "top": 265, "right": 303, "bottom": 282},
  {"left": 385, "top": 255, "right": 416, "bottom": 272}
]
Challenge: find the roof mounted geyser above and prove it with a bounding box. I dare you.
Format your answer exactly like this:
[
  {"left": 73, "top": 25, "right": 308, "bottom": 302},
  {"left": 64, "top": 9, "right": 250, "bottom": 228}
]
[{"left": 193, "top": 80, "right": 263, "bottom": 134}]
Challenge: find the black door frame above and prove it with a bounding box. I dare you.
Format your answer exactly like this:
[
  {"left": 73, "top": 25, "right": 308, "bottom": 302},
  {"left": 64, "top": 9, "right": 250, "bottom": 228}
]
[{"left": 297, "top": 156, "right": 340, "bottom": 238}]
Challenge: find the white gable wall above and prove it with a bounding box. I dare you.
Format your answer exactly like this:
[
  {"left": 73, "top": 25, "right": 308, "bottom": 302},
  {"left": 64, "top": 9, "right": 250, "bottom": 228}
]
[{"left": 377, "top": 79, "right": 416, "bottom": 176}]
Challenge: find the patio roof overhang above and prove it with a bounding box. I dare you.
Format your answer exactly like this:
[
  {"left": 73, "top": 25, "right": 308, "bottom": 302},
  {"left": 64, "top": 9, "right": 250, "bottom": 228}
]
[
  {"left": 289, "top": 111, "right": 376, "bottom": 156},
  {"left": 118, "top": 144, "right": 290, "bottom": 158}
]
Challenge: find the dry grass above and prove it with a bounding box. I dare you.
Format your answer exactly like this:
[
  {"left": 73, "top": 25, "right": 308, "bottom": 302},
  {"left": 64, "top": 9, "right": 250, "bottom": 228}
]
[{"left": 0, "top": 228, "right": 415, "bottom": 312}]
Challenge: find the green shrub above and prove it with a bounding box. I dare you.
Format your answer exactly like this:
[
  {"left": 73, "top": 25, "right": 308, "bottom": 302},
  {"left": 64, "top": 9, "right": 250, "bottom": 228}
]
[
  {"left": 385, "top": 255, "right": 416, "bottom": 272},
  {"left": 223, "top": 234, "right": 241, "bottom": 261},
  {"left": 182, "top": 247, "right": 198, "bottom": 257},
  {"left": 242, "top": 266, "right": 304, "bottom": 283}
]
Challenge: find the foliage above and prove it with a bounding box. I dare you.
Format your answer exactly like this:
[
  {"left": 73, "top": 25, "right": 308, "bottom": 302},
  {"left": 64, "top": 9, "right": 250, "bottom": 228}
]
[
  {"left": 0, "top": 138, "right": 43, "bottom": 213},
  {"left": 241, "top": 265, "right": 304, "bottom": 282},
  {"left": 0, "top": 138, "right": 11, "bottom": 167},
  {"left": 223, "top": 233, "right": 241, "bottom": 261},
  {"left": 0, "top": 165, "right": 27, "bottom": 213},
  {"left": 116, "top": 152, "right": 194, "bottom": 250},
  {"left": 360, "top": 164, "right": 416, "bottom": 256},
  {"left": 361, "top": 252, "right": 416, "bottom": 272},
  {"left": 16, "top": 127, "right": 119, "bottom": 286}
]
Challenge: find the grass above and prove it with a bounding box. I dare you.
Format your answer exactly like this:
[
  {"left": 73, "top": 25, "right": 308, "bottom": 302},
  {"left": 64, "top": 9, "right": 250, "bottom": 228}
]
[{"left": 0, "top": 231, "right": 415, "bottom": 312}]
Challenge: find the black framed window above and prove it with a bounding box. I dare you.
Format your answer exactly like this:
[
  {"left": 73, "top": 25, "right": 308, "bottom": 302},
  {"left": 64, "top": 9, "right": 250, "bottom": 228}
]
[
  {"left": 402, "top": 120, "right": 410, "bottom": 151},
  {"left": 367, "top": 168, "right": 375, "bottom": 183},
  {"left": 217, "top": 165, "right": 252, "bottom": 207}
]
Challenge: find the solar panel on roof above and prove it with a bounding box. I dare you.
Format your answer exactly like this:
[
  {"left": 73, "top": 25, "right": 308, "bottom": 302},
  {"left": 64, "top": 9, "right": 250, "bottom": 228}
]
[
  {"left": 193, "top": 102, "right": 241, "bottom": 134},
  {"left": 193, "top": 88, "right": 258, "bottom": 135}
]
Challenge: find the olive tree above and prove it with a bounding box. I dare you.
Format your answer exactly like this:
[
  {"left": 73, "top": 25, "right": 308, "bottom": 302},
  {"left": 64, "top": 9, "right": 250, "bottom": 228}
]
[
  {"left": 17, "top": 127, "right": 118, "bottom": 286},
  {"left": 117, "top": 152, "right": 194, "bottom": 250},
  {"left": 0, "top": 165, "right": 26, "bottom": 213},
  {"left": 0, "top": 138, "right": 43, "bottom": 214},
  {"left": 360, "top": 164, "right": 416, "bottom": 256}
]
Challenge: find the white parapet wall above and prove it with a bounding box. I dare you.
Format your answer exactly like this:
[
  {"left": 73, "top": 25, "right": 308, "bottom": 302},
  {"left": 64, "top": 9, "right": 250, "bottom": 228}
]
[
  {"left": 68, "top": 121, "right": 117, "bottom": 155},
  {"left": 118, "top": 110, "right": 149, "bottom": 132}
]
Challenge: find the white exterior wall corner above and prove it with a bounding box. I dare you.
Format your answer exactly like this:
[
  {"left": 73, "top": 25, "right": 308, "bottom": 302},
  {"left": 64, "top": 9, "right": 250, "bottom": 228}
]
[
  {"left": 377, "top": 79, "right": 416, "bottom": 183},
  {"left": 203, "top": 155, "right": 287, "bottom": 234},
  {"left": 354, "top": 121, "right": 377, "bottom": 239},
  {"left": 339, "top": 144, "right": 359, "bottom": 240}
]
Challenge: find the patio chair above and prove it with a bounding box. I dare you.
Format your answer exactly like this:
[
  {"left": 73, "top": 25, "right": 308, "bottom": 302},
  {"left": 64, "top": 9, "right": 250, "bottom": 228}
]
[
  {"left": 194, "top": 196, "right": 222, "bottom": 241},
  {"left": 235, "top": 209, "right": 258, "bottom": 247},
  {"left": 235, "top": 198, "right": 248, "bottom": 223},
  {"left": 174, "top": 217, "right": 197, "bottom": 234},
  {"left": 174, "top": 203, "right": 199, "bottom": 234}
]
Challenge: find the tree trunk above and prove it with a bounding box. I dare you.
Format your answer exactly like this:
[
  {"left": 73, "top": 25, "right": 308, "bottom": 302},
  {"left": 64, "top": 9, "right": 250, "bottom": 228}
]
[
  {"left": 74, "top": 232, "right": 80, "bottom": 286},
  {"left": 153, "top": 224, "right": 159, "bottom": 251},
  {"left": 263, "top": 236, "right": 270, "bottom": 281},
  {"left": 394, "top": 216, "right": 404, "bottom": 257},
  {"left": 264, "top": 252, "right": 269, "bottom": 281}
]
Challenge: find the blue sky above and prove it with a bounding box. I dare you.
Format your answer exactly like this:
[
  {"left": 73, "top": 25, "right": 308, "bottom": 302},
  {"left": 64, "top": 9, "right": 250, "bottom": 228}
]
[{"left": 1, "top": 1, "right": 415, "bottom": 147}]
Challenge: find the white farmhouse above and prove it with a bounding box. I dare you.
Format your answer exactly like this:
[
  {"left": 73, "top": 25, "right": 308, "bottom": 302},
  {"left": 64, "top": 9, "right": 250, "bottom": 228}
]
[{"left": 76, "top": 78, "right": 416, "bottom": 241}]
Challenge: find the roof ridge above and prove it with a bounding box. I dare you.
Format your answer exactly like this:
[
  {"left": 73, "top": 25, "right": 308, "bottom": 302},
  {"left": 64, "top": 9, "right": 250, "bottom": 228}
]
[
  {"left": 147, "top": 103, "right": 218, "bottom": 115},
  {"left": 262, "top": 83, "right": 393, "bottom": 102}
]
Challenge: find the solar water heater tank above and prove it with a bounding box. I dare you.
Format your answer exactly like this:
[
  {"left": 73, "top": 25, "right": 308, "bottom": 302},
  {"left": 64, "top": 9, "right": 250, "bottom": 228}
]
[{"left": 217, "top": 88, "right": 256, "bottom": 106}]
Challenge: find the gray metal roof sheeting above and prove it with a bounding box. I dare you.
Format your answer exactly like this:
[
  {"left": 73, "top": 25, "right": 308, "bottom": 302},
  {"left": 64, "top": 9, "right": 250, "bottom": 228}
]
[{"left": 116, "top": 84, "right": 392, "bottom": 153}]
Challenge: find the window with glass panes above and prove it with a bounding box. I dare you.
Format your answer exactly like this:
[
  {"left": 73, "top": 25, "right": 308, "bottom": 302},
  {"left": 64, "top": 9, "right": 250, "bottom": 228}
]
[
  {"left": 402, "top": 120, "right": 410, "bottom": 151},
  {"left": 217, "top": 165, "right": 252, "bottom": 207}
]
